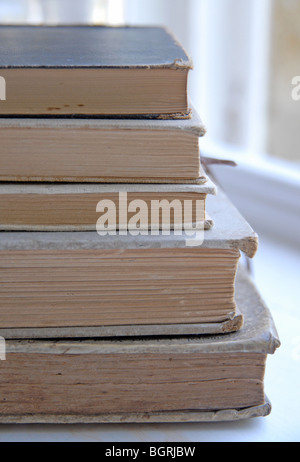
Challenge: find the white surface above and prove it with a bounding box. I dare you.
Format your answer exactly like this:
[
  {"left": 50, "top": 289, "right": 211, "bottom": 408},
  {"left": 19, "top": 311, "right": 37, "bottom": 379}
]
[{"left": 0, "top": 235, "right": 299, "bottom": 442}]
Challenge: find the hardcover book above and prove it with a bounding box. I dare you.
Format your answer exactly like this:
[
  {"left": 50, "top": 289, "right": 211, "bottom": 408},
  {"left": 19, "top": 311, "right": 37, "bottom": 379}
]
[
  {"left": 0, "top": 176, "right": 216, "bottom": 231},
  {"left": 0, "top": 26, "right": 192, "bottom": 118},
  {"left": 0, "top": 108, "right": 205, "bottom": 183},
  {"left": 0, "top": 267, "right": 280, "bottom": 423},
  {"left": 0, "top": 190, "right": 258, "bottom": 339}
]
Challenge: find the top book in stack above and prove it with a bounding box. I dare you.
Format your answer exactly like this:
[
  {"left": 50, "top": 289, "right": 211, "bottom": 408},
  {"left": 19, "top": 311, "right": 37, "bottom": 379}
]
[{"left": 0, "top": 25, "right": 192, "bottom": 118}]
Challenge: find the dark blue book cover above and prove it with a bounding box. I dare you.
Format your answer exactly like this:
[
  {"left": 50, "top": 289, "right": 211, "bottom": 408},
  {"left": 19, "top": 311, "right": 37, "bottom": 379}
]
[{"left": 0, "top": 26, "right": 192, "bottom": 117}]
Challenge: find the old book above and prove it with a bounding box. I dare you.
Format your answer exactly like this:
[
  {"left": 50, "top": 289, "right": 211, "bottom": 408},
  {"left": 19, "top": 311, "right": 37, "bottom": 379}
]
[
  {"left": 0, "top": 26, "right": 192, "bottom": 118},
  {"left": 0, "top": 190, "right": 258, "bottom": 339},
  {"left": 0, "top": 109, "right": 205, "bottom": 183},
  {"left": 0, "top": 176, "right": 216, "bottom": 231},
  {"left": 0, "top": 268, "right": 280, "bottom": 424}
]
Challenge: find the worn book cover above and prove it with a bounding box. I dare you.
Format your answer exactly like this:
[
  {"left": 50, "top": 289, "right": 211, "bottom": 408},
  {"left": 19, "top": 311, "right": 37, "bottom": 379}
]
[
  {"left": 0, "top": 26, "right": 192, "bottom": 117},
  {"left": 0, "top": 175, "right": 216, "bottom": 231},
  {"left": 0, "top": 107, "right": 206, "bottom": 183}
]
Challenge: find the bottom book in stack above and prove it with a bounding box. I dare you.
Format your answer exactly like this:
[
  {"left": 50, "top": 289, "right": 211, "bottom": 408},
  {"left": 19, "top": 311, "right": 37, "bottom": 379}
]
[{"left": 0, "top": 266, "right": 280, "bottom": 423}]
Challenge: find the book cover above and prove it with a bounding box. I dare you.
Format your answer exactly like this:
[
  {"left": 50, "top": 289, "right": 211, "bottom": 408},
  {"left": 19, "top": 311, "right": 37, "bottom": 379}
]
[
  {"left": 0, "top": 26, "right": 192, "bottom": 117},
  {"left": 0, "top": 107, "right": 205, "bottom": 183},
  {"left": 0, "top": 175, "right": 216, "bottom": 231}
]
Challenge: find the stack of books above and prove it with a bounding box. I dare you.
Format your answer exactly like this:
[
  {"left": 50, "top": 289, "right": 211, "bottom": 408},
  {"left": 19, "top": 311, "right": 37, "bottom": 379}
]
[{"left": 0, "top": 25, "right": 280, "bottom": 424}]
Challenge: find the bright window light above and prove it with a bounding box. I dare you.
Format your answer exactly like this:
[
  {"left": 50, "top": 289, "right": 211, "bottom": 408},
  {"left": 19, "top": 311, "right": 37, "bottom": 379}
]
[{"left": 107, "top": 0, "right": 124, "bottom": 25}]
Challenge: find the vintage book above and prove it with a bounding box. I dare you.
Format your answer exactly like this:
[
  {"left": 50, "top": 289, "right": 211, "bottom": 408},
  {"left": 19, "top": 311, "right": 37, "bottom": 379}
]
[
  {"left": 0, "top": 268, "right": 280, "bottom": 424},
  {"left": 0, "top": 190, "right": 258, "bottom": 339},
  {"left": 0, "top": 176, "right": 216, "bottom": 231},
  {"left": 0, "top": 25, "right": 192, "bottom": 117},
  {"left": 0, "top": 109, "right": 205, "bottom": 183}
]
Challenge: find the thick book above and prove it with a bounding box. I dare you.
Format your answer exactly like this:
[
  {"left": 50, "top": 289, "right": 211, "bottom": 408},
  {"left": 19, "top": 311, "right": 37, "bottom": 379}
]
[
  {"left": 0, "top": 190, "right": 258, "bottom": 339},
  {"left": 0, "top": 26, "right": 192, "bottom": 118},
  {"left": 0, "top": 176, "right": 216, "bottom": 231},
  {"left": 0, "top": 109, "right": 205, "bottom": 183},
  {"left": 0, "top": 268, "right": 280, "bottom": 424}
]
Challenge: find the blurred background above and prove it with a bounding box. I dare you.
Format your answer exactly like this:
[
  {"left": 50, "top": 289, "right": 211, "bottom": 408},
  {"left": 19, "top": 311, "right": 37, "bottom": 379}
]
[{"left": 0, "top": 0, "right": 299, "bottom": 441}]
